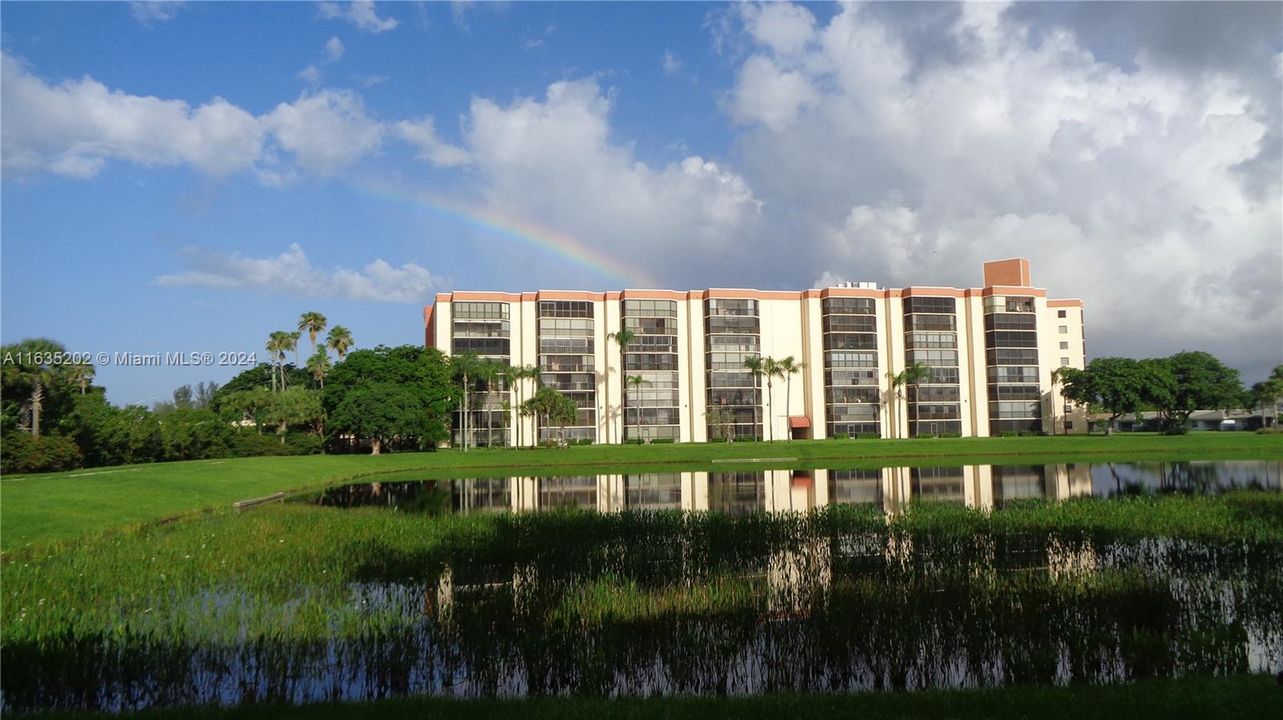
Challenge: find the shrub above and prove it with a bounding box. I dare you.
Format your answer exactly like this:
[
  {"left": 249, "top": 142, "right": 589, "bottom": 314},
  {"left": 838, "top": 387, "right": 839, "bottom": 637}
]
[
  {"left": 830, "top": 433, "right": 849, "bottom": 440},
  {"left": 858, "top": 432, "right": 882, "bottom": 440},
  {"left": 230, "top": 431, "right": 323, "bottom": 457},
  {"left": 0, "top": 432, "right": 83, "bottom": 474}
]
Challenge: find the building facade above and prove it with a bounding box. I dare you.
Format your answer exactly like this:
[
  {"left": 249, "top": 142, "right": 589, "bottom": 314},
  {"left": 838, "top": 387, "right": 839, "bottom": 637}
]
[{"left": 424, "top": 258, "right": 1087, "bottom": 446}]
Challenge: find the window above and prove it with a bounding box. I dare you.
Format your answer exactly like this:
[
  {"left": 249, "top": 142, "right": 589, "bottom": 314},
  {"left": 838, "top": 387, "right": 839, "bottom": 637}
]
[
  {"left": 1059, "top": 341, "right": 1069, "bottom": 350},
  {"left": 1057, "top": 310, "right": 1067, "bottom": 318},
  {"left": 1058, "top": 325, "right": 1068, "bottom": 334},
  {"left": 1060, "top": 357, "right": 1070, "bottom": 367}
]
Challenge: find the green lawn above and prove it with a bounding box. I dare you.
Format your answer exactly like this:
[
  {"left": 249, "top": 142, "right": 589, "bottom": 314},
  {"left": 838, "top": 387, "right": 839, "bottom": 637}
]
[
  {"left": 2, "top": 433, "right": 1279, "bottom": 552},
  {"left": 31, "top": 675, "right": 1283, "bottom": 720}
]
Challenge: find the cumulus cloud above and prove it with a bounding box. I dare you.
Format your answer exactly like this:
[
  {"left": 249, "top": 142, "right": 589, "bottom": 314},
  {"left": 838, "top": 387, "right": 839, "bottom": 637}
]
[
  {"left": 460, "top": 78, "right": 762, "bottom": 287},
  {"left": 156, "top": 243, "right": 442, "bottom": 303},
  {"left": 1, "top": 53, "right": 264, "bottom": 178},
  {"left": 395, "top": 117, "right": 471, "bottom": 167},
  {"left": 318, "top": 0, "right": 398, "bottom": 34},
  {"left": 727, "top": 2, "right": 1281, "bottom": 377},
  {"left": 265, "top": 90, "right": 384, "bottom": 175},
  {"left": 2, "top": 53, "right": 397, "bottom": 180}
]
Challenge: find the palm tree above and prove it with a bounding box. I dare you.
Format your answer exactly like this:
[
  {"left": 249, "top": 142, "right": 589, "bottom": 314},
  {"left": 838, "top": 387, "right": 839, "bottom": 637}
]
[
  {"left": 1050, "top": 366, "right": 1070, "bottom": 436},
  {"left": 297, "top": 311, "right": 328, "bottom": 352},
  {"left": 6, "top": 338, "right": 67, "bottom": 438},
  {"left": 625, "top": 374, "right": 648, "bottom": 442},
  {"left": 265, "top": 331, "right": 294, "bottom": 392},
  {"left": 326, "top": 326, "right": 354, "bottom": 360},
  {"left": 307, "top": 347, "right": 332, "bottom": 389},
  {"left": 776, "top": 356, "right": 804, "bottom": 440},
  {"left": 605, "top": 328, "right": 636, "bottom": 444},
  {"left": 288, "top": 331, "right": 302, "bottom": 368},
  {"left": 451, "top": 353, "right": 482, "bottom": 451},
  {"left": 67, "top": 360, "right": 95, "bottom": 395},
  {"left": 743, "top": 355, "right": 772, "bottom": 441},
  {"left": 509, "top": 364, "right": 540, "bottom": 448},
  {"left": 888, "top": 362, "right": 932, "bottom": 439},
  {"left": 475, "top": 359, "right": 506, "bottom": 447}
]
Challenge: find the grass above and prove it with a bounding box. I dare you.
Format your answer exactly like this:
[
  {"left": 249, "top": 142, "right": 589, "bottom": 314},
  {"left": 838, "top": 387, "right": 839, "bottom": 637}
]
[
  {"left": 2, "top": 433, "right": 1280, "bottom": 552},
  {"left": 4, "top": 497, "right": 1280, "bottom": 713},
  {"left": 27, "top": 674, "right": 1283, "bottom": 720}
]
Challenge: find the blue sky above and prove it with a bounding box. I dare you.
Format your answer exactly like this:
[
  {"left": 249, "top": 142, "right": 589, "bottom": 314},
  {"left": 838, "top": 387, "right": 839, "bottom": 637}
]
[{"left": 2, "top": 1, "right": 1280, "bottom": 406}]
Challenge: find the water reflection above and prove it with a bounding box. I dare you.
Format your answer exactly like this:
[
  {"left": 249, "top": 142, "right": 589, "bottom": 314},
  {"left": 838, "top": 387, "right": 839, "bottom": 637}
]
[{"left": 316, "top": 461, "right": 1283, "bottom": 515}]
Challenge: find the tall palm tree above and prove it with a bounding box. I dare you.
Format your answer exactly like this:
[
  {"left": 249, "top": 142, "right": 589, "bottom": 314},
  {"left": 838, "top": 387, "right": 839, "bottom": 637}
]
[
  {"left": 1050, "top": 365, "right": 1070, "bottom": 436},
  {"left": 288, "top": 331, "right": 302, "bottom": 367},
  {"left": 510, "top": 364, "right": 540, "bottom": 448},
  {"left": 6, "top": 338, "right": 67, "bottom": 438},
  {"left": 625, "top": 374, "right": 648, "bottom": 442},
  {"left": 307, "top": 347, "right": 332, "bottom": 389},
  {"left": 265, "top": 331, "right": 294, "bottom": 392},
  {"left": 888, "top": 362, "right": 932, "bottom": 439},
  {"left": 475, "top": 359, "right": 505, "bottom": 447},
  {"left": 326, "top": 326, "right": 354, "bottom": 360},
  {"left": 297, "top": 311, "right": 328, "bottom": 352},
  {"left": 451, "top": 353, "right": 482, "bottom": 451},
  {"left": 777, "top": 356, "right": 804, "bottom": 440},
  {"left": 67, "top": 360, "right": 95, "bottom": 395},
  {"left": 743, "top": 355, "right": 772, "bottom": 441},
  {"left": 605, "top": 328, "right": 636, "bottom": 444}
]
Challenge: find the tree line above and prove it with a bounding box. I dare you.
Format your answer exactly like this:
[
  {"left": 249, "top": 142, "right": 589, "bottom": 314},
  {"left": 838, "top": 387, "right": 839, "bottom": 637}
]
[{"left": 1055, "top": 351, "right": 1281, "bottom": 433}]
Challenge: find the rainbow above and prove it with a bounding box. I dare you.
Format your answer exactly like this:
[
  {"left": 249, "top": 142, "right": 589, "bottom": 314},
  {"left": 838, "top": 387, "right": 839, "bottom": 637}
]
[{"left": 355, "top": 179, "right": 659, "bottom": 289}]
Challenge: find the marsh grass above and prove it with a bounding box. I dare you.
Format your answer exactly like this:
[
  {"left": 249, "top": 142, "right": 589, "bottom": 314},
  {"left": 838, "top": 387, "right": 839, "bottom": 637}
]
[{"left": 3, "top": 494, "right": 1282, "bottom": 712}]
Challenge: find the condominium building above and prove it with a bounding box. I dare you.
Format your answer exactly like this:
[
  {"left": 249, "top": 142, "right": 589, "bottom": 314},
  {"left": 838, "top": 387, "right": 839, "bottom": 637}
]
[{"left": 424, "top": 258, "right": 1087, "bottom": 446}]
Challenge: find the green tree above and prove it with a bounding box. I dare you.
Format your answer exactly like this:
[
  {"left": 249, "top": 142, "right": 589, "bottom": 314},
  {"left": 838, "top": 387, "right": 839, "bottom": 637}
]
[
  {"left": 329, "top": 384, "right": 426, "bottom": 455},
  {"left": 1059, "top": 357, "right": 1150, "bottom": 434},
  {"left": 777, "top": 356, "right": 804, "bottom": 440},
  {"left": 324, "top": 345, "right": 453, "bottom": 452},
  {"left": 159, "top": 408, "right": 234, "bottom": 460},
  {"left": 705, "top": 406, "right": 734, "bottom": 442},
  {"left": 307, "top": 347, "right": 332, "bottom": 389},
  {"left": 606, "top": 328, "right": 636, "bottom": 444},
  {"left": 264, "top": 386, "right": 324, "bottom": 441},
  {"left": 1, "top": 338, "right": 74, "bottom": 438},
  {"left": 624, "top": 374, "right": 648, "bottom": 442},
  {"left": 1149, "top": 351, "right": 1244, "bottom": 431},
  {"left": 449, "top": 352, "right": 483, "bottom": 451},
  {"left": 743, "top": 355, "right": 768, "bottom": 441},
  {"left": 888, "top": 362, "right": 931, "bottom": 439},
  {"left": 67, "top": 360, "right": 95, "bottom": 395},
  {"left": 219, "top": 387, "right": 274, "bottom": 434},
  {"left": 325, "top": 325, "right": 355, "bottom": 360},
  {"left": 265, "top": 331, "right": 295, "bottom": 392},
  {"left": 297, "top": 311, "right": 328, "bottom": 353},
  {"left": 509, "top": 364, "right": 540, "bottom": 448},
  {"left": 522, "top": 386, "right": 576, "bottom": 447},
  {"left": 1249, "top": 364, "right": 1283, "bottom": 426}
]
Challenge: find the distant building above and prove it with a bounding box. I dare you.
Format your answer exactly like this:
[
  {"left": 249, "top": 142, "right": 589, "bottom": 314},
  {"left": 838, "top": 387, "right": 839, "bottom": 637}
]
[{"left": 424, "top": 258, "right": 1087, "bottom": 446}]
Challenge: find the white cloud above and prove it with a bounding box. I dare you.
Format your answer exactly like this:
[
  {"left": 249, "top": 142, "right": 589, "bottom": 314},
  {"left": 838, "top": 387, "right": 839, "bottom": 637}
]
[
  {"left": 1, "top": 53, "right": 264, "bottom": 178},
  {"left": 318, "top": 0, "right": 398, "bottom": 34},
  {"left": 325, "top": 36, "right": 346, "bottom": 62},
  {"left": 740, "top": 2, "right": 816, "bottom": 57},
  {"left": 130, "top": 1, "right": 184, "bottom": 25},
  {"left": 460, "top": 78, "right": 762, "bottom": 287},
  {"left": 297, "top": 64, "right": 322, "bottom": 86},
  {"left": 726, "top": 2, "right": 1280, "bottom": 374},
  {"left": 729, "top": 54, "right": 818, "bottom": 132},
  {"left": 156, "top": 243, "right": 442, "bottom": 303},
  {"left": 662, "top": 50, "right": 684, "bottom": 75},
  {"left": 264, "top": 89, "right": 384, "bottom": 175},
  {"left": 395, "top": 117, "right": 471, "bottom": 167}
]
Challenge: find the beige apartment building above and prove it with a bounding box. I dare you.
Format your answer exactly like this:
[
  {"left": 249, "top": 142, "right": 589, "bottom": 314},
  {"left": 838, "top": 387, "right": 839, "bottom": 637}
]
[{"left": 424, "top": 258, "right": 1087, "bottom": 446}]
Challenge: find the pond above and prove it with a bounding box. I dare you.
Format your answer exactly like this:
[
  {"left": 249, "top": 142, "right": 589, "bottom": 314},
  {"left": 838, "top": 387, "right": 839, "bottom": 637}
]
[
  {"left": 3, "top": 462, "right": 1280, "bottom": 713},
  {"left": 314, "top": 461, "right": 1283, "bottom": 515}
]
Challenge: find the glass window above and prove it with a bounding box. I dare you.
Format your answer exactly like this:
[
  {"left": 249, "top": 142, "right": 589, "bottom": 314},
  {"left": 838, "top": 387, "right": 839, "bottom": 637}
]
[
  {"left": 1058, "top": 325, "right": 1068, "bottom": 334},
  {"left": 1057, "top": 309, "right": 1067, "bottom": 318}
]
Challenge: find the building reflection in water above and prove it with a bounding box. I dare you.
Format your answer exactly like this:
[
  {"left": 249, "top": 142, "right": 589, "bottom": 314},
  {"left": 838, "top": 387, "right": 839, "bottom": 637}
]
[{"left": 330, "top": 462, "right": 1279, "bottom": 517}]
